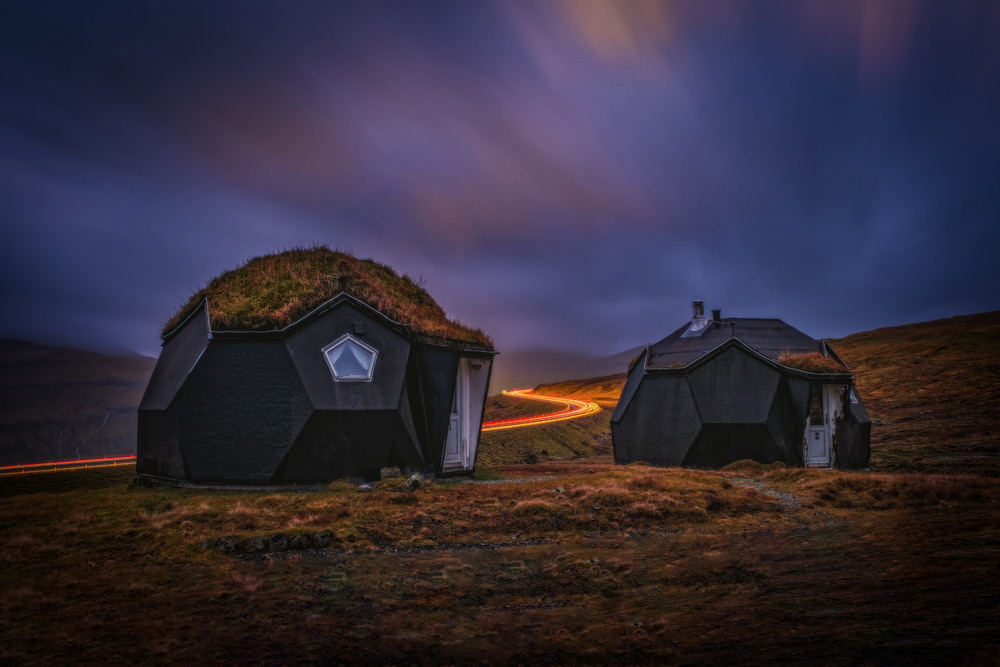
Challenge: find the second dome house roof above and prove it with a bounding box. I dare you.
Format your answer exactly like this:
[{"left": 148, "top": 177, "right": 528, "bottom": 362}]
[
  {"left": 645, "top": 302, "right": 850, "bottom": 375},
  {"left": 161, "top": 247, "right": 493, "bottom": 350}
]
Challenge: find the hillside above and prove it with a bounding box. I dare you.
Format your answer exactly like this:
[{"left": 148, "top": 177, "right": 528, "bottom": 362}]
[
  {"left": 0, "top": 340, "right": 155, "bottom": 465},
  {"left": 828, "top": 311, "right": 1000, "bottom": 475},
  {"left": 480, "top": 311, "right": 1000, "bottom": 476},
  {"left": 488, "top": 346, "right": 639, "bottom": 394}
]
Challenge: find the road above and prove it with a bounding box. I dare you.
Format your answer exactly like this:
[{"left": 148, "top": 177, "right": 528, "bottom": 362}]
[{"left": 481, "top": 388, "right": 601, "bottom": 432}]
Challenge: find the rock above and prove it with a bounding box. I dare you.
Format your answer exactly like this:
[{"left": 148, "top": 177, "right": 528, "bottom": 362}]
[
  {"left": 552, "top": 487, "right": 565, "bottom": 494},
  {"left": 290, "top": 533, "right": 314, "bottom": 550},
  {"left": 315, "top": 530, "right": 334, "bottom": 548},
  {"left": 380, "top": 466, "right": 401, "bottom": 479},
  {"left": 357, "top": 483, "right": 373, "bottom": 492},
  {"left": 243, "top": 536, "right": 266, "bottom": 553},
  {"left": 216, "top": 535, "right": 239, "bottom": 553},
  {"left": 406, "top": 473, "right": 424, "bottom": 491},
  {"left": 270, "top": 533, "right": 289, "bottom": 552}
]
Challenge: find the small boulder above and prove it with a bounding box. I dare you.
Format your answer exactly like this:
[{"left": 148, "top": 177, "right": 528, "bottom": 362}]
[
  {"left": 380, "top": 466, "right": 402, "bottom": 479},
  {"left": 290, "top": 533, "right": 314, "bottom": 550},
  {"left": 243, "top": 536, "right": 267, "bottom": 553},
  {"left": 270, "top": 533, "right": 289, "bottom": 552},
  {"left": 216, "top": 535, "right": 239, "bottom": 553},
  {"left": 406, "top": 473, "right": 425, "bottom": 491}
]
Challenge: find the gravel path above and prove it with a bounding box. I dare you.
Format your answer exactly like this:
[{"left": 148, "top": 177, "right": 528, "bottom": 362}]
[{"left": 731, "top": 476, "right": 802, "bottom": 509}]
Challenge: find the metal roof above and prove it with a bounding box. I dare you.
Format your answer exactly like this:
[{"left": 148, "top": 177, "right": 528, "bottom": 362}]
[{"left": 647, "top": 318, "right": 826, "bottom": 369}]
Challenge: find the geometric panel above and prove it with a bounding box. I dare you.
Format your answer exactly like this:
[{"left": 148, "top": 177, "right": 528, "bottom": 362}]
[
  {"left": 140, "top": 303, "right": 209, "bottom": 411},
  {"left": 610, "top": 349, "right": 647, "bottom": 424},
  {"left": 175, "top": 340, "right": 312, "bottom": 484},
  {"left": 688, "top": 345, "right": 780, "bottom": 424},
  {"left": 682, "top": 424, "right": 783, "bottom": 468},
  {"left": 285, "top": 303, "right": 409, "bottom": 411},
  {"left": 835, "top": 394, "right": 872, "bottom": 469},
  {"left": 323, "top": 333, "right": 377, "bottom": 382},
  {"left": 273, "top": 410, "right": 425, "bottom": 483},
  {"left": 766, "top": 377, "right": 806, "bottom": 466},
  {"left": 612, "top": 375, "right": 700, "bottom": 467}
]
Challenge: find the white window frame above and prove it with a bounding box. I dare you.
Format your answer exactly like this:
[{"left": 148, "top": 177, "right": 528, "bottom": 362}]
[{"left": 321, "top": 333, "right": 378, "bottom": 382}]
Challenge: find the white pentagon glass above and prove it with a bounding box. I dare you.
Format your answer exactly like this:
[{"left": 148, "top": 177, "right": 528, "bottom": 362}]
[{"left": 322, "top": 334, "right": 378, "bottom": 382}]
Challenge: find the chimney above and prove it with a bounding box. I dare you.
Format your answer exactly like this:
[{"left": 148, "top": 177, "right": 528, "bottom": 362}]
[
  {"left": 712, "top": 309, "right": 721, "bottom": 323},
  {"left": 687, "top": 300, "right": 709, "bottom": 333}
]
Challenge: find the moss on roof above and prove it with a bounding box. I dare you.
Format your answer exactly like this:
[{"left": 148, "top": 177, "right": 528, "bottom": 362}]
[
  {"left": 777, "top": 351, "right": 847, "bottom": 374},
  {"left": 162, "top": 247, "right": 493, "bottom": 348}
]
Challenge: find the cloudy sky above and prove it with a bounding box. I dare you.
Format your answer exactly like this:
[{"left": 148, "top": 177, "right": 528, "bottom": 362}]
[{"left": 2, "top": 0, "right": 998, "bottom": 359}]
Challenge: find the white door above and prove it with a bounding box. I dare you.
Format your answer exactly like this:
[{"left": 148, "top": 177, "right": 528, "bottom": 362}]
[
  {"left": 806, "top": 426, "right": 829, "bottom": 466},
  {"left": 443, "top": 359, "right": 470, "bottom": 470},
  {"left": 805, "top": 383, "right": 841, "bottom": 467}
]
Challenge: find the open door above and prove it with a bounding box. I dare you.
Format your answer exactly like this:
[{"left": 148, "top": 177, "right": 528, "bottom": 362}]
[{"left": 442, "top": 357, "right": 489, "bottom": 473}]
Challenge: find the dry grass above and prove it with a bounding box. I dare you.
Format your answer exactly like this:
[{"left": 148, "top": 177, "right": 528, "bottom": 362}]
[
  {"left": 1, "top": 463, "right": 997, "bottom": 664},
  {"left": 830, "top": 310, "right": 1000, "bottom": 475},
  {"left": 161, "top": 246, "right": 492, "bottom": 347}
]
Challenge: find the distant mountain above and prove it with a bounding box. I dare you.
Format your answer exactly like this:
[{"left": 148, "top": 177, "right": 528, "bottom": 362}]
[
  {"left": 0, "top": 340, "right": 156, "bottom": 465},
  {"left": 489, "top": 346, "right": 642, "bottom": 393}
]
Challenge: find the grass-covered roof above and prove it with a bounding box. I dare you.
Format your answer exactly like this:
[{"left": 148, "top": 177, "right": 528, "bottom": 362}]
[{"left": 162, "top": 247, "right": 493, "bottom": 348}]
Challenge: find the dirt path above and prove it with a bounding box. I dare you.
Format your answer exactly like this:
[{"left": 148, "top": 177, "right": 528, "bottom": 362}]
[{"left": 730, "top": 476, "right": 802, "bottom": 509}]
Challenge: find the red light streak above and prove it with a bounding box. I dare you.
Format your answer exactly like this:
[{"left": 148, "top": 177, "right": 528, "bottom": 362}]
[
  {"left": 0, "top": 455, "right": 136, "bottom": 476},
  {"left": 481, "top": 389, "right": 600, "bottom": 432}
]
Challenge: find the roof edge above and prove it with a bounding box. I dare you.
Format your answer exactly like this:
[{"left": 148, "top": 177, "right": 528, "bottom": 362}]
[
  {"left": 203, "top": 292, "right": 495, "bottom": 351},
  {"left": 161, "top": 299, "right": 209, "bottom": 344},
  {"left": 645, "top": 337, "right": 854, "bottom": 381}
]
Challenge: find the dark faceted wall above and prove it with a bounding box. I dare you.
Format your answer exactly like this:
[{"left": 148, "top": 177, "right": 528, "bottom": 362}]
[
  {"left": 410, "top": 346, "right": 460, "bottom": 470},
  {"left": 137, "top": 305, "right": 209, "bottom": 479},
  {"left": 273, "top": 409, "right": 424, "bottom": 482},
  {"left": 835, "top": 400, "right": 872, "bottom": 469},
  {"left": 765, "top": 377, "right": 808, "bottom": 466},
  {"left": 682, "top": 424, "right": 783, "bottom": 467},
  {"left": 687, "top": 346, "right": 779, "bottom": 424},
  {"left": 173, "top": 340, "right": 313, "bottom": 483},
  {"left": 285, "top": 304, "right": 409, "bottom": 411},
  {"left": 611, "top": 374, "right": 699, "bottom": 466}
]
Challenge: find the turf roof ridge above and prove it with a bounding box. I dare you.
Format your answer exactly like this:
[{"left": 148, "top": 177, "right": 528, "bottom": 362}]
[{"left": 161, "top": 247, "right": 493, "bottom": 348}]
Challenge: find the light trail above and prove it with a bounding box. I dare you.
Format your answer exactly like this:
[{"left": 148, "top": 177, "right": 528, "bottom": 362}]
[
  {"left": 0, "top": 455, "right": 136, "bottom": 476},
  {"left": 481, "top": 389, "right": 600, "bottom": 432}
]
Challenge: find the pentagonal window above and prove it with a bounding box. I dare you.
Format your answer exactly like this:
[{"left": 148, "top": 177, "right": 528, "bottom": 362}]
[{"left": 322, "top": 334, "right": 378, "bottom": 382}]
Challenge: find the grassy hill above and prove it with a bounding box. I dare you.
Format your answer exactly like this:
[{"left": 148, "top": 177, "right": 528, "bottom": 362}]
[
  {"left": 0, "top": 340, "right": 155, "bottom": 465},
  {"left": 488, "top": 347, "right": 640, "bottom": 394},
  {"left": 828, "top": 311, "right": 1000, "bottom": 475}
]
